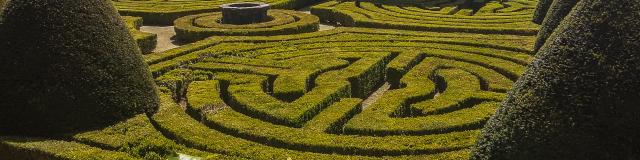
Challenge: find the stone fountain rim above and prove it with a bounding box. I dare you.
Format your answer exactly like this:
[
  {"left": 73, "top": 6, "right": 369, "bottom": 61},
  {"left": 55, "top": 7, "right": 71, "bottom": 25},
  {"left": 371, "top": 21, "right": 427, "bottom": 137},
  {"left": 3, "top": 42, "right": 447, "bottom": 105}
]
[{"left": 220, "top": 2, "right": 270, "bottom": 9}]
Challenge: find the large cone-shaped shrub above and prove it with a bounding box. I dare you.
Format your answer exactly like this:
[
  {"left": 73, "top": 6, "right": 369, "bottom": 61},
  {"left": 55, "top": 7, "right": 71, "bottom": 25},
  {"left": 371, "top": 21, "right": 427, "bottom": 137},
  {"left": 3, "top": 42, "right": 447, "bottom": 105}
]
[
  {"left": 0, "top": 0, "right": 159, "bottom": 135},
  {"left": 472, "top": 0, "right": 640, "bottom": 159},
  {"left": 533, "top": 0, "right": 579, "bottom": 52}
]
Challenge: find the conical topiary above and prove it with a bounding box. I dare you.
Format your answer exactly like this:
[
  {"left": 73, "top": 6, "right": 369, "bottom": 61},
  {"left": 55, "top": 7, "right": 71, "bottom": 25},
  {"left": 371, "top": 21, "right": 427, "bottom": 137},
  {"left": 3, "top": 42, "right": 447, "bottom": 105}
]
[
  {"left": 533, "top": 0, "right": 579, "bottom": 52},
  {"left": 472, "top": 0, "right": 640, "bottom": 159},
  {"left": 532, "top": 0, "right": 553, "bottom": 24},
  {"left": 0, "top": 0, "right": 159, "bottom": 135}
]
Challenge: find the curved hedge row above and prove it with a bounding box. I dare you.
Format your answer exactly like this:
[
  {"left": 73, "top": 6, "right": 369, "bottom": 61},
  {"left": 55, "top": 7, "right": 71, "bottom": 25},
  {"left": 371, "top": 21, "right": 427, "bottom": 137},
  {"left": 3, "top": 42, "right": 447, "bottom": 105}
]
[
  {"left": 123, "top": 16, "right": 157, "bottom": 54},
  {"left": 311, "top": 0, "right": 539, "bottom": 35},
  {"left": 113, "top": 0, "right": 325, "bottom": 25},
  {"left": 174, "top": 10, "right": 319, "bottom": 42}
]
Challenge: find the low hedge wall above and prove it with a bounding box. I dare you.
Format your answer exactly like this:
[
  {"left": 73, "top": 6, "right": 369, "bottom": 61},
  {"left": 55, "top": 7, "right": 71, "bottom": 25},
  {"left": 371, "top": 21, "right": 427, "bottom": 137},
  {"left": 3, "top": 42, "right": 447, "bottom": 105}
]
[{"left": 174, "top": 10, "right": 320, "bottom": 42}]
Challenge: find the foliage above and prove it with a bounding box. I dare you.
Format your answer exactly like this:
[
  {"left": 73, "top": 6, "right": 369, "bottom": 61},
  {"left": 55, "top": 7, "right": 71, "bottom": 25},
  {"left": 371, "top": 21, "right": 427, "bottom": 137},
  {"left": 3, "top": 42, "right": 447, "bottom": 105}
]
[
  {"left": 311, "top": 0, "right": 539, "bottom": 35},
  {"left": 473, "top": 0, "right": 640, "bottom": 159},
  {"left": 0, "top": 0, "right": 158, "bottom": 135}
]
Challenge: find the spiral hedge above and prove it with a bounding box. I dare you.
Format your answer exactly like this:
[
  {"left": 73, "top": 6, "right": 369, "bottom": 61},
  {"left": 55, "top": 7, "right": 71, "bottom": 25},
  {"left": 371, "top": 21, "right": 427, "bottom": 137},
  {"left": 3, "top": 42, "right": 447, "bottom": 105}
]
[
  {"left": 311, "top": 0, "right": 539, "bottom": 35},
  {"left": 112, "top": 0, "right": 325, "bottom": 25},
  {"left": 174, "top": 10, "right": 320, "bottom": 42},
  {"left": 150, "top": 27, "right": 533, "bottom": 159},
  {"left": 123, "top": 16, "right": 157, "bottom": 54}
]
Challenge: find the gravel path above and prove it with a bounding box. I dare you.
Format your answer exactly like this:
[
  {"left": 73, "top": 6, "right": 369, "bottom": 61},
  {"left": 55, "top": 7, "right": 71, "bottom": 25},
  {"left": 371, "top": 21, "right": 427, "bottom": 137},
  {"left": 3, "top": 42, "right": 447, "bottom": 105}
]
[
  {"left": 361, "top": 83, "right": 391, "bottom": 109},
  {"left": 140, "top": 26, "right": 182, "bottom": 53},
  {"left": 297, "top": 7, "right": 336, "bottom": 31}
]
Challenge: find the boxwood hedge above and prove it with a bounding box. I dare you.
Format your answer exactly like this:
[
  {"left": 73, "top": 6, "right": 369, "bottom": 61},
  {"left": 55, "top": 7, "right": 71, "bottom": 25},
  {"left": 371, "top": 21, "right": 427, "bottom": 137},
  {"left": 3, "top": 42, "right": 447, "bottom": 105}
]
[{"left": 137, "top": 27, "right": 535, "bottom": 159}]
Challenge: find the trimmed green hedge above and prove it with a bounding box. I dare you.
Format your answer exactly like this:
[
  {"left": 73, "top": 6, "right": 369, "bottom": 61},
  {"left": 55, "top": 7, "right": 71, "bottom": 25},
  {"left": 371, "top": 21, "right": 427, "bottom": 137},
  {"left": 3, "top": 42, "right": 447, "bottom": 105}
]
[
  {"left": 122, "top": 16, "right": 157, "bottom": 54},
  {"left": 343, "top": 56, "right": 510, "bottom": 135},
  {"left": 0, "top": 0, "right": 158, "bottom": 135},
  {"left": 0, "top": 113, "right": 229, "bottom": 159},
  {"left": 174, "top": 10, "right": 320, "bottom": 42},
  {"left": 154, "top": 86, "right": 474, "bottom": 159},
  {"left": 311, "top": 0, "right": 539, "bottom": 35},
  {"left": 72, "top": 114, "right": 226, "bottom": 159},
  {"left": 141, "top": 27, "right": 534, "bottom": 159},
  {"left": 472, "top": 0, "right": 640, "bottom": 159},
  {"left": 144, "top": 27, "right": 535, "bottom": 77},
  {"left": 193, "top": 52, "right": 391, "bottom": 127}
]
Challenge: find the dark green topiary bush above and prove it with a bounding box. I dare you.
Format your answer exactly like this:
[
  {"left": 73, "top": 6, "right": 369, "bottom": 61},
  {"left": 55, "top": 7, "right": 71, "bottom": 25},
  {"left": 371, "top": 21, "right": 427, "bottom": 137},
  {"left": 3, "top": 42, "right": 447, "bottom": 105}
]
[
  {"left": 0, "top": 0, "right": 159, "bottom": 135},
  {"left": 533, "top": 0, "right": 579, "bottom": 52},
  {"left": 472, "top": 0, "right": 640, "bottom": 159},
  {"left": 532, "top": 0, "right": 553, "bottom": 24}
]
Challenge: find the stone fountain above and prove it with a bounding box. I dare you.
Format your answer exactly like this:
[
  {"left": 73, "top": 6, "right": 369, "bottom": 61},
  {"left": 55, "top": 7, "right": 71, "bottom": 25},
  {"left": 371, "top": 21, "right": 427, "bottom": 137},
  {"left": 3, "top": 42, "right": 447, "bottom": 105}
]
[{"left": 220, "top": 2, "right": 270, "bottom": 24}]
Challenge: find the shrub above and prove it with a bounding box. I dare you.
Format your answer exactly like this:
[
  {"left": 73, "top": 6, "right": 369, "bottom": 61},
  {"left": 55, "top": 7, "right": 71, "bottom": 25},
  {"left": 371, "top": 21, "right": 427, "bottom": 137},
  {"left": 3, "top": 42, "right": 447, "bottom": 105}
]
[
  {"left": 472, "top": 0, "right": 640, "bottom": 159},
  {"left": 0, "top": 0, "right": 158, "bottom": 135}
]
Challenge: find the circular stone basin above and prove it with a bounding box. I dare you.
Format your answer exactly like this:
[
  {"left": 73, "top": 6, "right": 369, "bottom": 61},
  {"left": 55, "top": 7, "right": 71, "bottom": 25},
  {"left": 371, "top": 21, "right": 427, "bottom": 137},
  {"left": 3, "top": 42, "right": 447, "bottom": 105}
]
[{"left": 220, "top": 2, "right": 270, "bottom": 25}]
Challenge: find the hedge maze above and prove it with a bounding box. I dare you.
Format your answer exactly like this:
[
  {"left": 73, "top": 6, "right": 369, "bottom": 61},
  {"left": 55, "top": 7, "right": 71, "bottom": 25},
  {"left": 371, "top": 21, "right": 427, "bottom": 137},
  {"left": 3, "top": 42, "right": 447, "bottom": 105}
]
[
  {"left": 312, "top": 0, "right": 539, "bottom": 35},
  {"left": 136, "top": 27, "right": 535, "bottom": 159},
  {"left": 1, "top": 0, "right": 550, "bottom": 159},
  {"left": 2, "top": 28, "right": 535, "bottom": 159}
]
